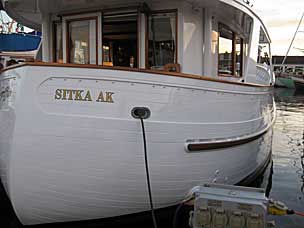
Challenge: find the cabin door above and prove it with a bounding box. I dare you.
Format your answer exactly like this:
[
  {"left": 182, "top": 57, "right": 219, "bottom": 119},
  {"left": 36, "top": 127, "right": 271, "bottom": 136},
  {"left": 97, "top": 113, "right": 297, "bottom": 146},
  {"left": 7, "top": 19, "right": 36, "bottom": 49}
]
[{"left": 102, "top": 12, "right": 138, "bottom": 68}]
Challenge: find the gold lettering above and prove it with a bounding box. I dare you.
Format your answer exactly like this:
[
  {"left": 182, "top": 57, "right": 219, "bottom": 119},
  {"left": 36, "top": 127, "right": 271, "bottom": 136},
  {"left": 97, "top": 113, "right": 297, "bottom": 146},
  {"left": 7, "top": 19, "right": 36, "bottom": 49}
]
[
  {"left": 55, "top": 89, "right": 62, "bottom": 100},
  {"left": 75, "top": 90, "right": 84, "bottom": 101},
  {"left": 96, "top": 91, "right": 105, "bottom": 102},
  {"left": 54, "top": 89, "right": 114, "bottom": 103},
  {"left": 62, "top": 89, "right": 68, "bottom": 100},
  {"left": 84, "top": 91, "right": 92, "bottom": 102},
  {"left": 67, "top": 90, "right": 74, "bottom": 101},
  {"left": 105, "top": 92, "right": 114, "bottom": 103}
]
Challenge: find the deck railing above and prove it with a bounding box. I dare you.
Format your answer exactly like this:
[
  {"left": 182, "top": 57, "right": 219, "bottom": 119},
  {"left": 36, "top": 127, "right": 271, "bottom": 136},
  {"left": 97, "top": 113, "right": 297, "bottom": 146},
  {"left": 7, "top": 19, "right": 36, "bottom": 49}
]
[{"left": 257, "top": 64, "right": 275, "bottom": 85}]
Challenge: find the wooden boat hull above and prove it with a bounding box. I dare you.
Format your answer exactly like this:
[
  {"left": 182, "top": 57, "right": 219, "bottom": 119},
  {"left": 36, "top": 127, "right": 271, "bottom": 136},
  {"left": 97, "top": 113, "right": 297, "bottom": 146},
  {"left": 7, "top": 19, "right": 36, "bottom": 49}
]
[
  {"left": 0, "top": 64, "right": 275, "bottom": 225},
  {"left": 275, "top": 76, "right": 295, "bottom": 88},
  {"left": 292, "top": 77, "right": 304, "bottom": 92}
]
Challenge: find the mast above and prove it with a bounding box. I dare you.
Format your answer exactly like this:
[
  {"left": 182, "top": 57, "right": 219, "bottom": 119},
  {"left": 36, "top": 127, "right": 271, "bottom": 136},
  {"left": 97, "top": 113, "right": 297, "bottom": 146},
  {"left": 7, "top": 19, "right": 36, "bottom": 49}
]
[{"left": 281, "top": 12, "right": 304, "bottom": 66}]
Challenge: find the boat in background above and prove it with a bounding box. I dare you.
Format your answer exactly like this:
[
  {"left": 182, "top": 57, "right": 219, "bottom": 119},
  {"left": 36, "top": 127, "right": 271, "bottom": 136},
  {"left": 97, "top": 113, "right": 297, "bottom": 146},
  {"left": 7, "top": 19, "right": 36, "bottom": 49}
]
[
  {"left": 0, "top": 32, "right": 41, "bottom": 52},
  {"left": 275, "top": 73, "right": 295, "bottom": 88},
  {"left": 273, "top": 13, "right": 304, "bottom": 89},
  {"left": 0, "top": 11, "right": 41, "bottom": 66},
  {"left": 291, "top": 76, "right": 304, "bottom": 92}
]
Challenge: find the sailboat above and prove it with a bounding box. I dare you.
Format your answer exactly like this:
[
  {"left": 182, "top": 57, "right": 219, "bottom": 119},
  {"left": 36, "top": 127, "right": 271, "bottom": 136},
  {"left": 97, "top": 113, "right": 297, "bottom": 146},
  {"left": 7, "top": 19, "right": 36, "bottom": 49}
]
[
  {"left": 0, "top": 11, "right": 41, "bottom": 65},
  {"left": 0, "top": 0, "right": 275, "bottom": 225},
  {"left": 275, "top": 13, "right": 304, "bottom": 90}
]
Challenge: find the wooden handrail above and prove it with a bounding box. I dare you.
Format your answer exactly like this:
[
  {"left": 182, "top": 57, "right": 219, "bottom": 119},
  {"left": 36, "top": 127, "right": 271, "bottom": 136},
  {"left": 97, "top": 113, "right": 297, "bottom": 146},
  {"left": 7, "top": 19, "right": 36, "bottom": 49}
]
[{"left": 0, "top": 62, "right": 272, "bottom": 88}]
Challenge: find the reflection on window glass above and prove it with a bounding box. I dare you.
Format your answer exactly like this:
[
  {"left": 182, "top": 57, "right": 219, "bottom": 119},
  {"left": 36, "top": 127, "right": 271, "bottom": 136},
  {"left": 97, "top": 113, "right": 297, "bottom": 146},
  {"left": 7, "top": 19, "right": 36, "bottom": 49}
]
[
  {"left": 211, "top": 31, "right": 219, "bottom": 54},
  {"left": 257, "top": 28, "right": 270, "bottom": 65},
  {"left": 258, "top": 44, "right": 270, "bottom": 65},
  {"left": 235, "top": 37, "right": 243, "bottom": 77},
  {"left": 218, "top": 25, "right": 233, "bottom": 75},
  {"left": 68, "top": 19, "right": 96, "bottom": 64},
  {"left": 218, "top": 23, "right": 245, "bottom": 77},
  {"left": 54, "top": 22, "right": 63, "bottom": 63},
  {"left": 148, "top": 12, "right": 177, "bottom": 69}
]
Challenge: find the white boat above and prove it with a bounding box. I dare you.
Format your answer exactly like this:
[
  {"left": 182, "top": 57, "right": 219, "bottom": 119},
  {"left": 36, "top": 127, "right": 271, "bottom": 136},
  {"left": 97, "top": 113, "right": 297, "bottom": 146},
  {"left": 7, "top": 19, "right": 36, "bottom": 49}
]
[{"left": 0, "top": 0, "right": 275, "bottom": 226}]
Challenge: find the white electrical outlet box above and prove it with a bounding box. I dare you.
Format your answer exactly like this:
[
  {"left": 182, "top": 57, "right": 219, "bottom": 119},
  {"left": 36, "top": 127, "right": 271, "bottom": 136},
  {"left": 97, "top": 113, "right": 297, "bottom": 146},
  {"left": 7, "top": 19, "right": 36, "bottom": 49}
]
[{"left": 191, "top": 184, "right": 269, "bottom": 228}]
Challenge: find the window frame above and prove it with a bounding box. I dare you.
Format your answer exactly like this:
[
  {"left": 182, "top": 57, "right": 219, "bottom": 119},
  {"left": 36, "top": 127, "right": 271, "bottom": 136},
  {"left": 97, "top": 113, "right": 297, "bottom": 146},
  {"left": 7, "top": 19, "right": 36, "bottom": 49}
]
[
  {"left": 218, "top": 23, "right": 244, "bottom": 78},
  {"left": 52, "top": 20, "right": 63, "bottom": 63},
  {"left": 102, "top": 11, "right": 140, "bottom": 68},
  {"left": 66, "top": 16, "right": 99, "bottom": 65},
  {"left": 145, "top": 9, "right": 178, "bottom": 70}
]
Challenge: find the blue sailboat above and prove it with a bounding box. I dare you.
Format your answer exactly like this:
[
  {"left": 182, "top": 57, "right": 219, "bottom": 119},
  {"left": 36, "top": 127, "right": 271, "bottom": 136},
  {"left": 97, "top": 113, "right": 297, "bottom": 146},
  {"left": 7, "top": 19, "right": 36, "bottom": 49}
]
[
  {"left": 0, "top": 31, "right": 41, "bottom": 52},
  {"left": 0, "top": 10, "right": 41, "bottom": 68}
]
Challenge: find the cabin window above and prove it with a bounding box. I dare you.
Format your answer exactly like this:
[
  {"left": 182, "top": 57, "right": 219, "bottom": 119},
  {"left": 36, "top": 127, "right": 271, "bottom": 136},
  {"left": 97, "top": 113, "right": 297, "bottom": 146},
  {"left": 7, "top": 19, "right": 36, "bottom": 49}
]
[
  {"left": 295, "top": 66, "right": 304, "bottom": 75},
  {"left": 102, "top": 13, "right": 138, "bottom": 67},
  {"left": 273, "top": 66, "right": 281, "bottom": 72},
  {"left": 285, "top": 66, "right": 294, "bottom": 73},
  {"left": 235, "top": 36, "right": 243, "bottom": 77},
  {"left": 53, "top": 22, "right": 63, "bottom": 63},
  {"left": 147, "top": 11, "right": 177, "bottom": 70},
  {"left": 218, "top": 25, "right": 233, "bottom": 75},
  {"left": 67, "top": 18, "right": 97, "bottom": 64},
  {"left": 218, "top": 23, "right": 244, "bottom": 77},
  {"left": 257, "top": 28, "right": 271, "bottom": 65}
]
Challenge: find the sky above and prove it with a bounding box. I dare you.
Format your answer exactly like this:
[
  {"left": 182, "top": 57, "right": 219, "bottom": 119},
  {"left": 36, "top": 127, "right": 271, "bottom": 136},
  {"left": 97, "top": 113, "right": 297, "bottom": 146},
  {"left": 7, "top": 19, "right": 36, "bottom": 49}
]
[{"left": 253, "top": 0, "right": 304, "bottom": 56}]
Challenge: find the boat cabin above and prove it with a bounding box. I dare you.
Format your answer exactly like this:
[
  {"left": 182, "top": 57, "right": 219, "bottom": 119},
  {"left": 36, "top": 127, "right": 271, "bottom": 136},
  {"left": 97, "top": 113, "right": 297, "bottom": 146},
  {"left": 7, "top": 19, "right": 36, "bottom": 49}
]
[{"left": 1, "top": 0, "right": 273, "bottom": 85}]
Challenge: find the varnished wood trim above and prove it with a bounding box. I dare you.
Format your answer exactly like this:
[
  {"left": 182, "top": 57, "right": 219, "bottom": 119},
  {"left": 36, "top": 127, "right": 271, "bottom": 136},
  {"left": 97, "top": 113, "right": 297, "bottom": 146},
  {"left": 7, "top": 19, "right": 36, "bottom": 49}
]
[
  {"left": 145, "top": 9, "right": 178, "bottom": 69},
  {"left": 232, "top": 32, "right": 236, "bottom": 75},
  {"left": 66, "top": 16, "right": 98, "bottom": 65},
  {"left": 0, "top": 62, "right": 272, "bottom": 88},
  {"left": 186, "top": 108, "right": 276, "bottom": 152},
  {"left": 58, "top": 5, "right": 140, "bottom": 18},
  {"left": 52, "top": 20, "right": 62, "bottom": 63},
  {"left": 176, "top": 10, "right": 178, "bottom": 64},
  {"left": 145, "top": 13, "right": 148, "bottom": 68},
  {"left": 137, "top": 10, "right": 140, "bottom": 68},
  {"left": 240, "top": 38, "right": 244, "bottom": 77},
  {"left": 187, "top": 132, "right": 266, "bottom": 151},
  {"left": 218, "top": 74, "right": 242, "bottom": 78}
]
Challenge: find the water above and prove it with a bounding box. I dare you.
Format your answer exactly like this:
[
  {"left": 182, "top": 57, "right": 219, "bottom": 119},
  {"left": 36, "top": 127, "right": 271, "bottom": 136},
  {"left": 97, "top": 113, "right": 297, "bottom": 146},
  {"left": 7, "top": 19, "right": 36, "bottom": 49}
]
[
  {"left": 270, "top": 88, "right": 304, "bottom": 228},
  {"left": 1, "top": 88, "right": 304, "bottom": 227}
]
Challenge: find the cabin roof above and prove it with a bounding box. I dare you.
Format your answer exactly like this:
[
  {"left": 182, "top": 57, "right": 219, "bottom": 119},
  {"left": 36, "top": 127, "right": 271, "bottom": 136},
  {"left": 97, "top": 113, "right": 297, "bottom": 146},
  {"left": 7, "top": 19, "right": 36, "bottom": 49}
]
[
  {"left": 2, "top": 0, "right": 271, "bottom": 43},
  {"left": 272, "top": 56, "right": 304, "bottom": 65}
]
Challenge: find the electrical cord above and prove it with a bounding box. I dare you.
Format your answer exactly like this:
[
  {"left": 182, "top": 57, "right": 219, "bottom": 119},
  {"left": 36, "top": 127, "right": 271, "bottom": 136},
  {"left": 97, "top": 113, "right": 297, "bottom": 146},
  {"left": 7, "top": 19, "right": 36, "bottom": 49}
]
[
  {"left": 268, "top": 200, "right": 304, "bottom": 217},
  {"left": 139, "top": 117, "right": 158, "bottom": 228},
  {"left": 294, "top": 211, "right": 304, "bottom": 217},
  {"left": 173, "top": 196, "right": 195, "bottom": 228},
  {"left": 173, "top": 202, "right": 184, "bottom": 228}
]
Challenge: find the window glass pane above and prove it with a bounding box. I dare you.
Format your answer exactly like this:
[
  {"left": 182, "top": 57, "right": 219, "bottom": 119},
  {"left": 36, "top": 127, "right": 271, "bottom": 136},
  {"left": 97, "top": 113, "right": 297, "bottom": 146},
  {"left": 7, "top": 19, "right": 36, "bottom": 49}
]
[
  {"left": 68, "top": 20, "right": 96, "bottom": 64},
  {"left": 257, "top": 28, "right": 270, "bottom": 65},
  {"left": 148, "top": 12, "right": 176, "bottom": 69},
  {"left": 235, "top": 37, "right": 243, "bottom": 77},
  {"left": 54, "top": 23, "right": 63, "bottom": 63},
  {"left": 218, "top": 25, "right": 233, "bottom": 75},
  {"left": 273, "top": 66, "right": 281, "bottom": 72},
  {"left": 295, "top": 66, "right": 304, "bottom": 75},
  {"left": 285, "top": 67, "right": 294, "bottom": 73},
  {"left": 102, "top": 14, "right": 138, "bottom": 67}
]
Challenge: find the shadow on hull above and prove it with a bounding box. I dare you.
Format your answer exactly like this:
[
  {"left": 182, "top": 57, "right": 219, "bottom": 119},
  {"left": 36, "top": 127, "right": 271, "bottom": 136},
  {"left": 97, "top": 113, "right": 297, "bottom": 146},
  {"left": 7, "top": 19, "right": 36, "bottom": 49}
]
[{"left": 0, "top": 158, "right": 274, "bottom": 228}]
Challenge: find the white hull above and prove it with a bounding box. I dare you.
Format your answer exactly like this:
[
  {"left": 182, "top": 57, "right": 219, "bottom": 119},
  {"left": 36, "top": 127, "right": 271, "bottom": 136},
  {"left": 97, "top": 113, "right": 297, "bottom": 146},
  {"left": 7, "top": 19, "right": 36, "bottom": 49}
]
[{"left": 0, "top": 64, "right": 274, "bottom": 225}]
